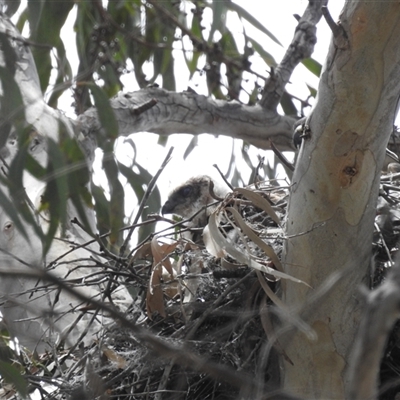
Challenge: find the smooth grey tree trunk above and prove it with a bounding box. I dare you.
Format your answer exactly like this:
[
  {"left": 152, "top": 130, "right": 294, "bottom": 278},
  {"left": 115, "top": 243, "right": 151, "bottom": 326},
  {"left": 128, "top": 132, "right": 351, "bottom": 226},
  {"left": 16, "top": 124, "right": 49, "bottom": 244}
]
[{"left": 281, "top": 1, "right": 400, "bottom": 398}]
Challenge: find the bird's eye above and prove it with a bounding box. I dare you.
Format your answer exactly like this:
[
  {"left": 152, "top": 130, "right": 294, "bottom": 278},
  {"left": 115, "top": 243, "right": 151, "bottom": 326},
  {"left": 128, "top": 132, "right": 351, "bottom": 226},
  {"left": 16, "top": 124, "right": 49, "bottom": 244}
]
[{"left": 180, "top": 185, "right": 192, "bottom": 197}]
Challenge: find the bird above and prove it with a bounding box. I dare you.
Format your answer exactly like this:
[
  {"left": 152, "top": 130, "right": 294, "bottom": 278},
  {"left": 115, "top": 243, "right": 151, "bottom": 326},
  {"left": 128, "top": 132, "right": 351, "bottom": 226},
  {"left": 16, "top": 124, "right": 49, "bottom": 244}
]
[
  {"left": 161, "top": 176, "right": 229, "bottom": 301},
  {"left": 161, "top": 175, "right": 228, "bottom": 232}
]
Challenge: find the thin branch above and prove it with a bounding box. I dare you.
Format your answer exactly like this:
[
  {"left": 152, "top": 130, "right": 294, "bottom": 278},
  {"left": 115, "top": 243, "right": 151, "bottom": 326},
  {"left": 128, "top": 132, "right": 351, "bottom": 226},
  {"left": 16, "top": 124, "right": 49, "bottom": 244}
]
[
  {"left": 269, "top": 139, "right": 295, "bottom": 172},
  {"left": 321, "top": 6, "right": 342, "bottom": 38},
  {"left": 119, "top": 146, "right": 173, "bottom": 257},
  {"left": 213, "top": 164, "right": 234, "bottom": 191},
  {"left": 260, "top": 0, "right": 328, "bottom": 110}
]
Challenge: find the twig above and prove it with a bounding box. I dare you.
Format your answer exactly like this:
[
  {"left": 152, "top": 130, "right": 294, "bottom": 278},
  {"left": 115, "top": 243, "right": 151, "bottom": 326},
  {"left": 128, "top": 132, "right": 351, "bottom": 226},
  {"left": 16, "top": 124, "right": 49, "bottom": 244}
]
[
  {"left": 269, "top": 140, "right": 295, "bottom": 172},
  {"left": 213, "top": 164, "right": 234, "bottom": 191},
  {"left": 381, "top": 172, "right": 400, "bottom": 181},
  {"left": 5, "top": 32, "right": 53, "bottom": 50},
  {"left": 374, "top": 222, "right": 394, "bottom": 267},
  {"left": 120, "top": 147, "right": 173, "bottom": 257},
  {"left": 321, "top": 6, "right": 341, "bottom": 38},
  {"left": 321, "top": 5, "right": 349, "bottom": 50}
]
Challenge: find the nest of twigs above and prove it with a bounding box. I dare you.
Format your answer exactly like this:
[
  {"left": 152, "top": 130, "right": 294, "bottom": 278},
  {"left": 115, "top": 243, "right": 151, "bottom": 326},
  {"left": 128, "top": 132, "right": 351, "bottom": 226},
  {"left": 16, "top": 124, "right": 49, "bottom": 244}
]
[{"left": 3, "top": 174, "right": 400, "bottom": 400}]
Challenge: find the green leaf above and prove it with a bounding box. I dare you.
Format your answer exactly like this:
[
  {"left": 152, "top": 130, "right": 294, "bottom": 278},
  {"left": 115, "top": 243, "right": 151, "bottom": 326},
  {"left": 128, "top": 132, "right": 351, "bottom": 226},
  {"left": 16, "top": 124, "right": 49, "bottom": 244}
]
[
  {"left": 0, "top": 360, "right": 27, "bottom": 398},
  {"left": 160, "top": 50, "right": 176, "bottom": 91},
  {"left": 47, "top": 41, "right": 73, "bottom": 108},
  {"left": 4, "top": 0, "right": 21, "bottom": 17},
  {"left": 91, "top": 181, "right": 111, "bottom": 238},
  {"left": 247, "top": 37, "right": 277, "bottom": 68},
  {"left": 306, "top": 84, "right": 318, "bottom": 98},
  {"left": 209, "top": 0, "right": 226, "bottom": 42},
  {"left": 118, "top": 160, "right": 160, "bottom": 244},
  {"left": 219, "top": 30, "right": 238, "bottom": 56},
  {"left": 302, "top": 58, "right": 322, "bottom": 77},
  {"left": 226, "top": 1, "right": 282, "bottom": 46},
  {"left": 88, "top": 84, "right": 119, "bottom": 141},
  {"left": 185, "top": 50, "right": 201, "bottom": 79},
  {"left": 280, "top": 91, "right": 298, "bottom": 116},
  {"left": 25, "top": 153, "right": 47, "bottom": 179},
  {"left": 28, "top": 0, "right": 75, "bottom": 92},
  {"left": 0, "top": 33, "right": 26, "bottom": 149},
  {"left": 41, "top": 138, "right": 69, "bottom": 254},
  {"left": 103, "top": 153, "right": 125, "bottom": 246},
  {"left": 16, "top": 7, "right": 28, "bottom": 33},
  {"left": 183, "top": 136, "right": 198, "bottom": 160},
  {"left": 118, "top": 161, "right": 144, "bottom": 200},
  {"left": 7, "top": 142, "right": 44, "bottom": 241},
  {"left": 157, "top": 135, "right": 168, "bottom": 147}
]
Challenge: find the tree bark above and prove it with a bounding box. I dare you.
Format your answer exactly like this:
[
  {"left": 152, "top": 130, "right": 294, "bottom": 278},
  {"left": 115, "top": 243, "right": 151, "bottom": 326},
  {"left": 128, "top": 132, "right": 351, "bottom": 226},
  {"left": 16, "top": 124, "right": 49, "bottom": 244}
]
[
  {"left": 281, "top": 1, "right": 400, "bottom": 398},
  {"left": 76, "top": 87, "right": 297, "bottom": 151}
]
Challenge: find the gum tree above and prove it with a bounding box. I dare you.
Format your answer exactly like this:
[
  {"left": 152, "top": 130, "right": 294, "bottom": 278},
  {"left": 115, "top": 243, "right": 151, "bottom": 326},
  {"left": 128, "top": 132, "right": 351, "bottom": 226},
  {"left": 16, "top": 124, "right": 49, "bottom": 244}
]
[{"left": 0, "top": 0, "right": 399, "bottom": 398}]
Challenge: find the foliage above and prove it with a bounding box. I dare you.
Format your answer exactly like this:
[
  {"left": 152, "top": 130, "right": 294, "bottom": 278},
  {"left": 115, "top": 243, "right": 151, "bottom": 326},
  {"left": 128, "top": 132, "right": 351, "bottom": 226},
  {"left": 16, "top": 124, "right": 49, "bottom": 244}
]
[{"left": 6, "top": 0, "right": 322, "bottom": 248}]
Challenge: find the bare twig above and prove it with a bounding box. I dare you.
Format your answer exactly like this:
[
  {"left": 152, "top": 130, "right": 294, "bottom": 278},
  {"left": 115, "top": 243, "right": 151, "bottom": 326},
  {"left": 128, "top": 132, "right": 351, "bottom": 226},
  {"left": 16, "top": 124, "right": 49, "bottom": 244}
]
[
  {"left": 120, "top": 146, "right": 173, "bottom": 257},
  {"left": 269, "top": 140, "right": 295, "bottom": 172},
  {"left": 321, "top": 6, "right": 342, "bottom": 38},
  {"left": 213, "top": 164, "right": 234, "bottom": 191}
]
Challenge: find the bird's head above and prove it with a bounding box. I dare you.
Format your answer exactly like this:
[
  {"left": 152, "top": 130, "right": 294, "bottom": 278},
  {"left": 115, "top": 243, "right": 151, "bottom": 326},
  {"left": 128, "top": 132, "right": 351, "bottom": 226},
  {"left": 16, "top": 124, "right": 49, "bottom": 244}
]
[{"left": 162, "top": 176, "right": 226, "bottom": 228}]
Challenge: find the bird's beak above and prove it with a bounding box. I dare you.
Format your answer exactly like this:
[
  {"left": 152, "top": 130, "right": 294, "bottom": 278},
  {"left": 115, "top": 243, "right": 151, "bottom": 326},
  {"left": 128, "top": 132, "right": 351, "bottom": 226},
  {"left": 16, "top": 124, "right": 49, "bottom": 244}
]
[{"left": 161, "top": 200, "right": 174, "bottom": 215}]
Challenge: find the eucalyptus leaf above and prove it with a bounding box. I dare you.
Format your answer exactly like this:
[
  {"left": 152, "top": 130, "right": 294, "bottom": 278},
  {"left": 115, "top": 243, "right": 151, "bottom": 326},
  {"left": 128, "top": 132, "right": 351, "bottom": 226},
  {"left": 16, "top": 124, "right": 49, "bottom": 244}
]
[
  {"left": 209, "top": 0, "right": 226, "bottom": 42},
  {"left": 226, "top": 1, "right": 282, "bottom": 46},
  {"left": 302, "top": 57, "right": 322, "bottom": 77},
  {"left": 28, "top": 0, "right": 74, "bottom": 92},
  {"left": 247, "top": 37, "right": 277, "bottom": 67},
  {"left": 183, "top": 136, "right": 198, "bottom": 160},
  {"left": 0, "top": 360, "right": 27, "bottom": 399},
  {"left": 88, "top": 84, "right": 119, "bottom": 142}
]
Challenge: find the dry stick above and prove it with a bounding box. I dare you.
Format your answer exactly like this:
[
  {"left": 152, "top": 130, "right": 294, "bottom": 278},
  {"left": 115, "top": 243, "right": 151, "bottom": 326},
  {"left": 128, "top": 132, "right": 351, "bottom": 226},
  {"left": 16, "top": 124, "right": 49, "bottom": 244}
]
[
  {"left": 70, "top": 217, "right": 127, "bottom": 263},
  {"left": 213, "top": 164, "right": 234, "bottom": 191},
  {"left": 381, "top": 172, "right": 400, "bottom": 181},
  {"left": 269, "top": 139, "right": 295, "bottom": 172},
  {"left": 0, "top": 267, "right": 258, "bottom": 394},
  {"left": 53, "top": 217, "right": 158, "bottom": 266},
  {"left": 374, "top": 223, "right": 394, "bottom": 267},
  {"left": 120, "top": 146, "right": 174, "bottom": 257},
  {"left": 321, "top": 6, "right": 342, "bottom": 38}
]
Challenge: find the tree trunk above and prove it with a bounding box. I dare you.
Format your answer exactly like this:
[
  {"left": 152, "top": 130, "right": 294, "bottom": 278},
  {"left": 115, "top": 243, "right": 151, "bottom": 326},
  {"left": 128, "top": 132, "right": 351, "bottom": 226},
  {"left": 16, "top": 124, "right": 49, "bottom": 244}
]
[{"left": 281, "top": 1, "right": 400, "bottom": 398}]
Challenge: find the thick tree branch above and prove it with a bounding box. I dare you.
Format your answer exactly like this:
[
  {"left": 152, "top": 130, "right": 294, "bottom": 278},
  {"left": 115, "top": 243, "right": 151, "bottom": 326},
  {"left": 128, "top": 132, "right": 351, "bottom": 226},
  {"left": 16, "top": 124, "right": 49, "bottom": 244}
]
[
  {"left": 77, "top": 87, "right": 297, "bottom": 151},
  {"left": 260, "top": 0, "right": 328, "bottom": 110}
]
